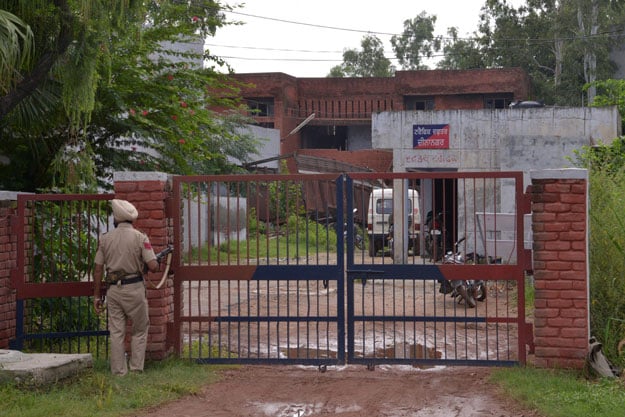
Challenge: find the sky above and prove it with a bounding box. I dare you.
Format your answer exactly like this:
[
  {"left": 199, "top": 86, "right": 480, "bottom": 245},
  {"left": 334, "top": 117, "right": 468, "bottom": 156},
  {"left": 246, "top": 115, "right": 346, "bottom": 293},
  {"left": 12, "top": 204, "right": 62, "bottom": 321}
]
[{"left": 208, "top": 0, "right": 524, "bottom": 77}]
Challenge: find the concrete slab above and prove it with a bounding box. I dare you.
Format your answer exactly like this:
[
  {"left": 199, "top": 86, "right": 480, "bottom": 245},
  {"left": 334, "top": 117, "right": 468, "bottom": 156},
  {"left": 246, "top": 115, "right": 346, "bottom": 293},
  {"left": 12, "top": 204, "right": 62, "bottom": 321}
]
[{"left": 0, "top": 349, "right": 93, "bottom": 385}]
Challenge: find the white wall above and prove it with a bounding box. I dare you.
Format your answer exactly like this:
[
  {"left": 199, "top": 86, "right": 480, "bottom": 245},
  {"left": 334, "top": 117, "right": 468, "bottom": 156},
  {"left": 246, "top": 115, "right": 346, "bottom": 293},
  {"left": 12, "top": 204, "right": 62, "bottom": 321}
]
[
  {"left": 230, "top": 125, "right": 280, "bottom": 170},
  {"left": 373, "top": 106, "right": 621, "bottom": 187},
  {"left": 182, "top": 193, "right": 247, "bottom": 250},
  {"left": 372, "top": 106, "right": 620, "bottom": 260}
]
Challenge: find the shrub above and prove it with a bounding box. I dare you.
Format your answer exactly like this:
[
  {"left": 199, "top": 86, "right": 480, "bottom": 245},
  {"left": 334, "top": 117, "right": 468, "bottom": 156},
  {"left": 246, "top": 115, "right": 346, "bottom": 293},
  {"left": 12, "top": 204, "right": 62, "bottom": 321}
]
[{"left": 587, "top": 167, "right": 625, "bottom": 365}]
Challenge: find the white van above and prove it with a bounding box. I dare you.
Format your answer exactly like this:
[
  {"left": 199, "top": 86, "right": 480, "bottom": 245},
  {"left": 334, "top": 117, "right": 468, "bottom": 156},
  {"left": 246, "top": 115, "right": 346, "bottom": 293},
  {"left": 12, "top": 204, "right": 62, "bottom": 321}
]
[{"left": 367, "top": 188, "right": 420, "bottom": 257}]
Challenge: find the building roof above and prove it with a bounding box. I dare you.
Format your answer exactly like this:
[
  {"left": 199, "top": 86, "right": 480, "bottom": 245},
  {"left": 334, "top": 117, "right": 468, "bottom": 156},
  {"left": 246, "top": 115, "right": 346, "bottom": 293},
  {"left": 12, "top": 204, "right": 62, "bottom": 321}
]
[{"left": 296, "top": 149, "right": 393, "bottom": 173}]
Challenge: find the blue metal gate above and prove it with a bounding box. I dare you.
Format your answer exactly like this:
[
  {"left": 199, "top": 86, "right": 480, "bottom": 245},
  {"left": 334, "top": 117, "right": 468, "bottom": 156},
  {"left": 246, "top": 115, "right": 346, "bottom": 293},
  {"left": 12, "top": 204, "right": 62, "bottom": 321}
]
[
  {"left": 345, "top": 172, "right": 532, "bottom": 366},
  {"left": 172, "top": 174, "right": 345, "bottom": 366},
  {"left": 172, "top": 172, "right": 533, "bottom": 367}
]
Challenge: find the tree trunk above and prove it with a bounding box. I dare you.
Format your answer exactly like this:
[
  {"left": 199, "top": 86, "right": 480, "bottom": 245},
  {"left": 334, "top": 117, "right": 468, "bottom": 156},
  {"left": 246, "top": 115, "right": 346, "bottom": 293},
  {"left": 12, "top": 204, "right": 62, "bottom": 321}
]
[
  {"left": 554, "top": 38, "right": 563, "bottom": 87},
  {"left": 579, "top": 0, "right": 599, "bottom": 104}
]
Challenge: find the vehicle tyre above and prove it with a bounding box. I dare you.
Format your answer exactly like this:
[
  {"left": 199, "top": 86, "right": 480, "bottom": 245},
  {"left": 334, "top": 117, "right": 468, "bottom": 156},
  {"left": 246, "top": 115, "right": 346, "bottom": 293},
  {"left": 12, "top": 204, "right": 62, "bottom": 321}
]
[
  {"left": 439, "top": 279, "right": 453, "bottom": 294},
  {"left": 355, "top": 233, "right": 365, "bottom": 250},
  {"left": 474, "top": 282, "right": 487, "bottom": 302},
  {"left": 456, "top": 284, "right": 476, "bottom": 308}
]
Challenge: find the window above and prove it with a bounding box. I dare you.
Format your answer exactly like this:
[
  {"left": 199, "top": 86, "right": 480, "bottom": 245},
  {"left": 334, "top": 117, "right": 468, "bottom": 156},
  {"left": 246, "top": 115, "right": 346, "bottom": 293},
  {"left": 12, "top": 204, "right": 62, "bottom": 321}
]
[
  {"left": 484, "top": 96, "right": 513, "bottom": 109},
  {"left": 375, "top": 199, "right": 412, "bottom": 214},
  {"left": 404, "top": 96, "right": 434, "bottom": 111},
  {"left": 376, "top": 198, "right": 393, "bottom": 215},
  {"left": 245, "top": 98, "right": 274, "bottom": 117}
]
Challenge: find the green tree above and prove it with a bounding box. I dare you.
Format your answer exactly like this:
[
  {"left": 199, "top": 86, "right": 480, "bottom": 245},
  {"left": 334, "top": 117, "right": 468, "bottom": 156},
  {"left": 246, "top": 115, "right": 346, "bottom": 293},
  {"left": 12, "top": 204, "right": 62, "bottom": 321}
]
[
  {"left": 588, "top": 79, "right": 625, "bottom": 114},
  {"left": 573, "top": 0, "right": 625, "bottom": 103},
  {"left": 328, "top": 34, "right": 393, "bottom": 78},
  {"left": 0, "top": 1, "right": 259, "bottom": 192},
  {"left": 0, "top": 9, "right": 34, "bottom": 96},
  {"left": 586, "top": 78, "right": 625, "bottom": 133},
  {"left": 436, "top": 27, "right": 485, "bottom": 70},
  {"left": 82, "top": 1, "right": 258, "bottom": 186},
  {"left": 0, "top": 0, "right": 136, "bottom": 126},
  {"left": 467, "top": 0, "right": 623, "bottom": 106},
  {"left": 390, "top": 11, "right": 440, "bottom": 70}
]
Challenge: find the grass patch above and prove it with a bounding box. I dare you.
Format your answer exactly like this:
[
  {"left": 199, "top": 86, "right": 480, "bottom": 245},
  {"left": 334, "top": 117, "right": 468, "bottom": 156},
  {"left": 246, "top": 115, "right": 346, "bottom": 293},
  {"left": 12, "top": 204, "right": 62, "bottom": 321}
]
[
  {"left": 0, "top": 358, "right": 226, "bottom": 417},
  {"left": 185, "top": 215, "right": 340, "bottom": 265},
  {"left": 491, "top": 367, "right": 625, "bottom": 417}
]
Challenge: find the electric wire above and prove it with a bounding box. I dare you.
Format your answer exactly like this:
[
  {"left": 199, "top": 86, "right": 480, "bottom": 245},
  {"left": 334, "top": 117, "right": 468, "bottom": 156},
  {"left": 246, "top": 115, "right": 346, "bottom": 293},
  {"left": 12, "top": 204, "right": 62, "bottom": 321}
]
[{"left": 213, "top": 9, "right": 625, "bottom": 66}]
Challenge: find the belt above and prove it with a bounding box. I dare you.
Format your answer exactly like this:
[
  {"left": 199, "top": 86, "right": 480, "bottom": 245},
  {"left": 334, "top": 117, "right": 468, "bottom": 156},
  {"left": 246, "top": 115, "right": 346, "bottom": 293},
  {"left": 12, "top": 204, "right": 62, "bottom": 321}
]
[
  {"left": 110, "top": 275, "right": 143, "bottom": 286},
  {"left": 120, "top": 275, "right": 143, "bottom": 285}
]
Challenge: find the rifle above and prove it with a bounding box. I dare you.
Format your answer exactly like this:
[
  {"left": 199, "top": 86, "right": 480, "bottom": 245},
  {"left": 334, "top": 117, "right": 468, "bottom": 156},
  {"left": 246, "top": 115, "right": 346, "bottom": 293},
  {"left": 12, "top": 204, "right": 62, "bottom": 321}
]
[
  {"left": 145, "top": 245, "right": 174, "bottom": 289},
  {"left": 156, "top": 245, "right": 174, "bottom": 263}
]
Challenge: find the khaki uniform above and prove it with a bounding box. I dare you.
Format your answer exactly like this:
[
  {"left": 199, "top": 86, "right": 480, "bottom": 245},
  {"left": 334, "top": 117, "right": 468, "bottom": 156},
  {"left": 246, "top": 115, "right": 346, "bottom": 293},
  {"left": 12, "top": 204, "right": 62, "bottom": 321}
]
[{"left": 95, "top": 222, "right": 156, "bottom": 375}]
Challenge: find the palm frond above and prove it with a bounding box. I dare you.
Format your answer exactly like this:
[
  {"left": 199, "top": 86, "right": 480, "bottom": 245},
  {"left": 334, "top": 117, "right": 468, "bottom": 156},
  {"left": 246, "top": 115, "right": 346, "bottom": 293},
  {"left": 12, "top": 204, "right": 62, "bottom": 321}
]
[{"left": 0, "top": 9, "right": 34, "bottom": 94}]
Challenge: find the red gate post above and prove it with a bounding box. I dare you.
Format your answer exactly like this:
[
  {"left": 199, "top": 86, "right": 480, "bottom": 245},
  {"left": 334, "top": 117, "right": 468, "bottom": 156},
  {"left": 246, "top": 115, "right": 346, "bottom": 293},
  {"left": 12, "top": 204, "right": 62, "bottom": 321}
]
[
  {"left": 113, "top": 172, "right": 174, "bottom": 360},
  {"left": 0, "top": 193, "right": 18, "bottom": 349},
  {"left": 530, "top": 169, "right": 589, "bottom": 369}
]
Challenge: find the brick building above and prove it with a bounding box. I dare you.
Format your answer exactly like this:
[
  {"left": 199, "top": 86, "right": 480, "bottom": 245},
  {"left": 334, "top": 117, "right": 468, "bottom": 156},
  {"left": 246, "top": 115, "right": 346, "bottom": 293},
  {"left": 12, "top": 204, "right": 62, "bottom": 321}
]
[{"left": 229, "top": 68, "right": 531, "bottom": 173}]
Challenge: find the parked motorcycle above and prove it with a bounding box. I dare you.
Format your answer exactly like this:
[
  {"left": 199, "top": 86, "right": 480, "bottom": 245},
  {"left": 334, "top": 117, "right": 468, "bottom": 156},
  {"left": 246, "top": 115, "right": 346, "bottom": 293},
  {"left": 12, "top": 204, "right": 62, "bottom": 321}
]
[{"left": 438, "top": 237, "right": 487, "bottom": 308}]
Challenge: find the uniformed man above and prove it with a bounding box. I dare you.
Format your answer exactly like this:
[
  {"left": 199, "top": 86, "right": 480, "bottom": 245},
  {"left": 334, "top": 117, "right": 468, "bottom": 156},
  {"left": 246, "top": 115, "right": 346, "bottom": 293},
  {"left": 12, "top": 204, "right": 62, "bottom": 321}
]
[{"left": 93, "top": 199, "right": 159, "bottom": 376}]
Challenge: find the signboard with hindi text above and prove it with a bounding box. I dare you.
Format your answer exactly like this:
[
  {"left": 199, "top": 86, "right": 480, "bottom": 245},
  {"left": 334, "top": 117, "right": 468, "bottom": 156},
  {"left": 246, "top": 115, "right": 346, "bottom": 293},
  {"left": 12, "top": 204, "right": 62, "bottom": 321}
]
[{"left": 413, "top": 124, "right": 450, "bottom": 149}]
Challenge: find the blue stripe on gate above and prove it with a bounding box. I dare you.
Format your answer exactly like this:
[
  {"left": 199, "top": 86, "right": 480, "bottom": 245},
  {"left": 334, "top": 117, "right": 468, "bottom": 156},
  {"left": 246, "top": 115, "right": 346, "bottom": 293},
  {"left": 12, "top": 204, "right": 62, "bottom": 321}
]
[
  {"left": 248, "top": 265, "right": 343, "bottom": 281},
  {"left": 191, "top": 263, "right": 345, "bottom": 366}
]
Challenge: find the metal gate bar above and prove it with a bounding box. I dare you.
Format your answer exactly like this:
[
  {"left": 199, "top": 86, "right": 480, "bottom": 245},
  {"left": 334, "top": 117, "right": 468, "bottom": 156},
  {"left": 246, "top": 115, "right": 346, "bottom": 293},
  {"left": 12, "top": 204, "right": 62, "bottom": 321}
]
[
  {"left": 173, "top": 174, "right": 345, "bottom": 365},
  {"left": 11, "top": 194, "right": 112, "bottom": 358},
  {"left": 346, "top": 272, "right": 520, "bottom": 366},
  {"left": 173, "top": 171, "right": 531, "bottom": 366},
  {"left": 345, "top": 172, "right": 530, "bottom": 366}
]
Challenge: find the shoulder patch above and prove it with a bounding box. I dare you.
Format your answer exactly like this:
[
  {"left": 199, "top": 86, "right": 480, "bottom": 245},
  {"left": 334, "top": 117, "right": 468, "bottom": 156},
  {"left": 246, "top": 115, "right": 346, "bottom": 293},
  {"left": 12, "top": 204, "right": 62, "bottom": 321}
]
[{"left": 144, "top": 242, "right": 152, "bottom": 249}]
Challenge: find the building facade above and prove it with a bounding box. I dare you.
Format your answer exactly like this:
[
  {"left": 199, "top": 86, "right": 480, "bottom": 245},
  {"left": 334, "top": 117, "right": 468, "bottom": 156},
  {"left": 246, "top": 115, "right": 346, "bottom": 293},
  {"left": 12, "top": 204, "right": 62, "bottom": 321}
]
[{"left": 230, "top": 68, "right": 532, "bottom": 173}]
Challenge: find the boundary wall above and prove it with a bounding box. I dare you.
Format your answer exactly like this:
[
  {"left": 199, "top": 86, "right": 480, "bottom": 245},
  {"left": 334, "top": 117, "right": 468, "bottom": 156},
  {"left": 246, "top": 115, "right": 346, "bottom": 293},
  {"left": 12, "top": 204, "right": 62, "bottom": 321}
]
[{"left": 0, "top": 170, "right": 590, "bottom": 368}]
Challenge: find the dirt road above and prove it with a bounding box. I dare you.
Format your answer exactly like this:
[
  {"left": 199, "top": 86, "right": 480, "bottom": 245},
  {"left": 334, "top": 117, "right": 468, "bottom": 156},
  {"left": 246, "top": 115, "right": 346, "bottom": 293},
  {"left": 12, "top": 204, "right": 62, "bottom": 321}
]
[{"left": 136, "top": 364, "right": 542, "bottom": 417}]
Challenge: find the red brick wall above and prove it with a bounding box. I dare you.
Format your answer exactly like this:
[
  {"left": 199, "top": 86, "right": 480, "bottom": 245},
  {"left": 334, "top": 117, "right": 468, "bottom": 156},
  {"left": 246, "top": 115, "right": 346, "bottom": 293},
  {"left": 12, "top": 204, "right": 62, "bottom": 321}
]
[
  {"left": 530, "top": 173, "right": 589, "bottom": 368},
  {"left": 114, "top": 176, "right": 174, "bottom": 360},
  {"left": 232, "top": 68, "right": 530, "bottom": 112},
  {"left": 229, "top": 69, "right": 531, "bottom": 172},
  {"left": 0, "top": 202, "right": 17, "bottom": 348},
  {"left": 394, "top": 68, "right": 531, "bottom": 98}
]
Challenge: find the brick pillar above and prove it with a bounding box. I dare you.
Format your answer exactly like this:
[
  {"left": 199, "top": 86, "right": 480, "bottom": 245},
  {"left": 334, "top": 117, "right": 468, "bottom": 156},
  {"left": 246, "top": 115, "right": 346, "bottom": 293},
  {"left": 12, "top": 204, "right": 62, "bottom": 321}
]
[
  {"left": 530, "top": 169, "right": 589, "bottom": 369},
  {"left": 113, "top": 172, "right": 173, "bottom": 360},
  {"left": 0, "top": 194, "right": 18, "bottom": 349}
]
